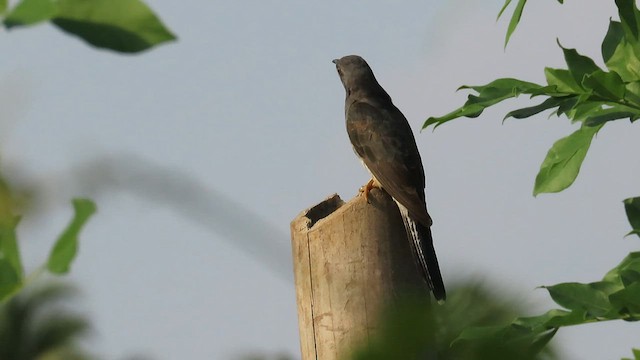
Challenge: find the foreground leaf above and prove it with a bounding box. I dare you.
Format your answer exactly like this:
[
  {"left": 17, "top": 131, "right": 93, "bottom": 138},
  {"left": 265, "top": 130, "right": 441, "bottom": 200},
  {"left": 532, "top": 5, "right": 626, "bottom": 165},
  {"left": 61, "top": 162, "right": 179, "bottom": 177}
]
[
  {"left": 624, "top": 198, "right": 640, "bottom": 238},
  {"left": 3, "top": 0, "right": 57, "bottom": 27},
  {"left": 423, "top": 78, "right": 542, "bottom": 128},
  {"left": 616, "top": 0, "right": 640, "bottom": 42},
  {"left": 608, "top": 282, "right": 640, "bottom": 317},
  {"left": 503, "top": 0, "right": 527, "bottom": 48},
  {"left": 533, "top": 124, "right": 601, "bottom": 195},
  {"left": 558, "top": 41, "right": 601, "bottom": 85},
  {"left": 0, "top": 216, "right": 22, "bottom": 283},
  {"left": 47, "top": 199, "right": 96, "bottom": 274},
  {"left": 504, "top": 97, "right": 569, "bottom": 120},
  {"left": 582, "top": 70, "right": 626, "bottom": 100},
  {"left": 0, "top": 259, "right": 21, "bottom": 302},
  {"left": 602, "top": 20, "right": 640, "bottom": 82},
  {"left": 544, "top": 282, "right": 611, "bottom": 317},
  {"left": 52, "top": 0, "right": 176, "bottom": 53}
]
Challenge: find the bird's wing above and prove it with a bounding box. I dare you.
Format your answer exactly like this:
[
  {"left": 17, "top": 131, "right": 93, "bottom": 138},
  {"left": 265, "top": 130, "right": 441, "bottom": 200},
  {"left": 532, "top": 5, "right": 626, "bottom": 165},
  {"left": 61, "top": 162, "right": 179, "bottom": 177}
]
[{"left": 346, "top": 100, "right": 432, "bottom": 227}]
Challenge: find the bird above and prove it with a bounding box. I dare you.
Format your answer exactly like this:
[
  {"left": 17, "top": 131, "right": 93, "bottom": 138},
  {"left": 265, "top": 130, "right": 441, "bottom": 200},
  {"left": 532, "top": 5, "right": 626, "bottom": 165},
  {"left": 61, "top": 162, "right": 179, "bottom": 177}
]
[{"left": 332, "top": 55, "right": 446, "bottom": 301}]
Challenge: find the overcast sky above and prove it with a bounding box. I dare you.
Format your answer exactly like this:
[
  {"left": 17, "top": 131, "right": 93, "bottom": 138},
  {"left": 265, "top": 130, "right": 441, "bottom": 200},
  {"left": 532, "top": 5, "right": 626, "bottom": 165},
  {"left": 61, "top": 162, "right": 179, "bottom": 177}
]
[{"left": 2, "top": 0, "right": 640, "bottom": 359}]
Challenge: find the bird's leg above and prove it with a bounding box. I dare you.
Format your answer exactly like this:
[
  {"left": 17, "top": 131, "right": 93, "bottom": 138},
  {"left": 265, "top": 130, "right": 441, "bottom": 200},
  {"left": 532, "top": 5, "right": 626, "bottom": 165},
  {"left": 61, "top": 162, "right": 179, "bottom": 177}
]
[{"left": 358, "top": 178, "right": 380, "bottom": 203}]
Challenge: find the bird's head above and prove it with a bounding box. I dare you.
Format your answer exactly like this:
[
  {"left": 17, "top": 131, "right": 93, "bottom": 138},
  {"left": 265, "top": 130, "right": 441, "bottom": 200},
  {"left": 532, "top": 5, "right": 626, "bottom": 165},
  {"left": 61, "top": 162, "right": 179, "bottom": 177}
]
[{"left": 332, "top": 55, "right": 378, "bottom": 93}]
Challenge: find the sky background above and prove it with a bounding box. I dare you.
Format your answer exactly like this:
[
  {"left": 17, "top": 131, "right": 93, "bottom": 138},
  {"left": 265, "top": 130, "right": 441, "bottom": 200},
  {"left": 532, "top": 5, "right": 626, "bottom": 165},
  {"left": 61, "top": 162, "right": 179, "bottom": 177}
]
[{"left": 2, "top": 0, "right": 640, "bottom": 359}]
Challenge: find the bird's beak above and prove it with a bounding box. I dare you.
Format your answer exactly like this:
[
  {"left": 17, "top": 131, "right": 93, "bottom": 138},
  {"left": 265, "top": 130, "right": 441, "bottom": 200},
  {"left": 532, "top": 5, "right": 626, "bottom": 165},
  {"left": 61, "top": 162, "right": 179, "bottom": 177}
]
[{"left": 332, "top": 59, "right": 339, "bottom": 65}]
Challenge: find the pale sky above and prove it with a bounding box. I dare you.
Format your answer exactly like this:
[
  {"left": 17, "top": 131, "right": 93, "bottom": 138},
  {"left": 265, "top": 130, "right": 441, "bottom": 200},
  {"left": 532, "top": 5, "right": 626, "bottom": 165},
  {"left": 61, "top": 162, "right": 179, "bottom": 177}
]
[{"left": 2, "top": 0, "right": 640, "bottom": 359}]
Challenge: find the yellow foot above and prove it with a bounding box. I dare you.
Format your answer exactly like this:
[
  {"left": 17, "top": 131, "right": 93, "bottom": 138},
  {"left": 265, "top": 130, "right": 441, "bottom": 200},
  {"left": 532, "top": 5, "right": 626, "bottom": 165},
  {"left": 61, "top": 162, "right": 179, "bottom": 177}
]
[{"left": 358, "top": 178, "right": 379, "bottom": 203}]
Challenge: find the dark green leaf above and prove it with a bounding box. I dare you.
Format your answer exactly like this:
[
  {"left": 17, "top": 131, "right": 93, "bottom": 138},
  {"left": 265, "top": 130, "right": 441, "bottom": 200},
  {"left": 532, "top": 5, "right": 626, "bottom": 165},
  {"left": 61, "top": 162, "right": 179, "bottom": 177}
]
[
  {"left": 603, "top": 252, "right": 640, "bottom": 288},
  {"left": 609, "top": 282, "right": 640, "bottom": 316},
  {"left": 514, "top": 309, "right": 571, "bottom": 331},
  {"left": 625, "top": 82, "right": 640, "bottom": 107},
  {"left": 567, "top": 99, "right": 606, "bottom": 122},
  {"left": 619, "top": 270, "right": 640, "bottom": 287},
  {"left": 52, "top": 0, "right": 176, "bottom": 53},
  {"left": 545, "top": 68, "right": 584, "bottom": 93},
  {"left": 47, "top": 198, "right": 96, "bottom": 274},
  {"left": 582, "top": 70, "right": 626, "bottom": 100},
  {"left": 0, "top": 258, "right": 21, "bottom": 301},
  {"left": 528, "top": 328, "right": 558, "bottom": 355},
  {"left": 603, "top": 20, "right": 625, "bottom": 63},
  {"left": 603, "top": 21, "right": 640, "bottom": 82},
  {"left": 544, "top": 282, "right": 611, "bottom": 317},
  {"left": 503, "top": 97, "right": 567, "bottom": 121},
  {"left": 624, "top": 198, "right": 640, "bottom": 238},
  {"left": 0, "top": 216, "right": 22, "bottom": 282},
  {"left": 533, "top": 124, "right": 601, "bottom": 195},
  {"left": 584, "top": 108, "right": 639, "bottom": 127},
  {"left": 3, "top": 0, "right": 57, "bottom": 28},
  {"left": 558, "top": 41, "right": 601, "bottom": 85},
  {"left": 555, "top": 96, "right": 580, "bottom": 117},
  {"left": 504, "top": 0, "right": 527, "bottom": 48},
  {"left": 424, "top": 78, "right": 543, "bottom": 129},
  {"left": 616, "top": 0, "right": 640, "bottom": 41}
]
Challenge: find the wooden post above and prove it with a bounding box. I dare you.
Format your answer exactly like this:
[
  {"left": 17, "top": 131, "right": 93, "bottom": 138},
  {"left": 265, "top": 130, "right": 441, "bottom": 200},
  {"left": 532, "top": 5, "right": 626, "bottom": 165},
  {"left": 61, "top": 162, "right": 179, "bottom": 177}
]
[{"left": 290, "top": 189, "right": 429, "bottom": 360}]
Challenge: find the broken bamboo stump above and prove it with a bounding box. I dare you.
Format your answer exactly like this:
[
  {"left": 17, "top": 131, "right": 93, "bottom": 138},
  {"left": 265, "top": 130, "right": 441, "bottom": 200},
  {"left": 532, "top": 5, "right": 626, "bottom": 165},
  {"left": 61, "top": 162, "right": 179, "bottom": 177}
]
[{"left": 290, "top": 189, "right": 429, "bottom": 360}]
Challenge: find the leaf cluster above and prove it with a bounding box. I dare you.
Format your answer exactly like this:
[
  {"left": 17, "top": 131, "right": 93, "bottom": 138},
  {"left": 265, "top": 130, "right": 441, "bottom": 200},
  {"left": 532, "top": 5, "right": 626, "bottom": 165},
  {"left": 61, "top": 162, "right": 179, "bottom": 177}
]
[
  {"left": 425, "top": 0, "right": 640, "bottom": 196},
  {"left": 1, "top": 0, "right": 175, "bottom": 53}
]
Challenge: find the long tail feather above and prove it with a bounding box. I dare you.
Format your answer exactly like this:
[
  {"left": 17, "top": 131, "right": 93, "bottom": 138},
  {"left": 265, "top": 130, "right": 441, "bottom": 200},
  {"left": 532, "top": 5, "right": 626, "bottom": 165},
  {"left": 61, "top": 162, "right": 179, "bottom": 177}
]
[{"left": 397, "top": 204, "right": 446, "bottom": 301}]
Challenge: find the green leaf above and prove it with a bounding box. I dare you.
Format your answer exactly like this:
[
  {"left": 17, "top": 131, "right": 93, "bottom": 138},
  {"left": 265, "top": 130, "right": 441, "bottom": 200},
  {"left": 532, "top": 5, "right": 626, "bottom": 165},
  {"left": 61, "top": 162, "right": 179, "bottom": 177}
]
[
  {"left": 51, "top": 0, "right": 176, "bottom": 53},
  {"left": 582, "top": 70, "right": 626, "bottom": 100},
  {"left": 47, "top": 198, "right": 96, "bottom": 274},
  {"left": 602, "top": 20, "right": 640, "bottom": 81},
  {"left": 3, "top": 0, "right": 57, "bottom": 28},
  {"left": 625, "top": 82, "right": 640, "bottom": 107},
  {"left": 545, "top": 68, "right": 584, "bottom": 94},
  {"left": 624, "top": 198, "right": 640, "bottom": 238},
  {"left": 583, "top": 106, "right": 639, "bottom": 127},
  {"left": 503, "top": 0, "right": 527, "bottom": 48},
  {"left": 558, "top": 41, "right": 602, "bottom": 85},
  {"left": 424, "top": 78, "right": 543, "bottom": 129},
  {"left": 609, "top": 282, "right": 640, "bottom": 316},
  {"left": 544, "top": 282, "right": 612, "bottom": 317},
  {"left": 0, "top": 216, "right": 23, "bottom": 283},
  {"left": 616, "top": 0, "right": 640, "bottom": 41},
  {"left": 497, "top": 0, "right": 513, "bottom": 21},
  {"left": 0, "top": 0, "right": 7, "bottom": 14},
  {"left": 503, "top": 97, "right": 567, "bottom": 121},
  {"left": 533, "top": 124, "right": 601, "bottom": 195},
  {"left": 528, "top": 328, "right": 558, "bottom": 355},
  {"left": 604, "top": 252, "right": 640, "bottom": 284},
  {"left": 514, "top": 309, "right": 572, "bottom": 330},
  {"left": 0, "top": 258, "right": 21, "bottom": 301}
]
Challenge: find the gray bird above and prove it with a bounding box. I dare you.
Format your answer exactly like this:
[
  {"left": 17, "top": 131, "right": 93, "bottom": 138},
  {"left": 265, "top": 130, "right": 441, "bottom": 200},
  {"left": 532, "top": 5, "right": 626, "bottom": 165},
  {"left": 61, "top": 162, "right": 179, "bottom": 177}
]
[{"left": 333, "top": 55, "right": 445, "bottom": 301}]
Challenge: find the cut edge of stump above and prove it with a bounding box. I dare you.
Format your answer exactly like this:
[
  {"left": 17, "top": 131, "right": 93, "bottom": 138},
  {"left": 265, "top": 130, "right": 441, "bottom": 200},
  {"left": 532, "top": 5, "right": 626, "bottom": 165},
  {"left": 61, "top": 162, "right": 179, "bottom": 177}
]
[{"left": 296, "top": 193, "right": 346, "bottom": 229}]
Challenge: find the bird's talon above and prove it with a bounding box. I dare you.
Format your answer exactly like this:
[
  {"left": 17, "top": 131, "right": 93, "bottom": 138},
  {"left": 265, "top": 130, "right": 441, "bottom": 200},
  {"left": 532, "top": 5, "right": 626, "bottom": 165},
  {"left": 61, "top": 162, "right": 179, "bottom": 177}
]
[{"left": 358, "top": 178, "right": 377, "bottom": 203}]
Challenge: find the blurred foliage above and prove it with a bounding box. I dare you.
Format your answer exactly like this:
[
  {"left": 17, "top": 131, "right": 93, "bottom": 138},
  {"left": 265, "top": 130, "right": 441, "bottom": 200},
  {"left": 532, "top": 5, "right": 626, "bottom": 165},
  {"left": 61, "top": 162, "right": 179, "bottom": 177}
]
[
  {"left": 0, "top": 170, "right": 96, "bottom": 303},
  {"left": 622, "top": 348, "right": 640, "bottom": 360},
  {"left": 0, "top": 282, "right": 93, "bottom": 360},
  {"left": 349, "top": 282, "right": 555, "bottom": 360},
  {"left": 3, "top": 0, "right": 175, "bottom": 53}
]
